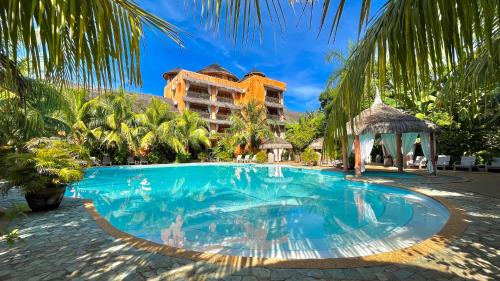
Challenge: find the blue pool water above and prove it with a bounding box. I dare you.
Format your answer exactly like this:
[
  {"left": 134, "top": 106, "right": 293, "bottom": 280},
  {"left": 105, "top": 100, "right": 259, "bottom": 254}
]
[{"left": 67, "top": 164, "right": 449, "bottom": 259}]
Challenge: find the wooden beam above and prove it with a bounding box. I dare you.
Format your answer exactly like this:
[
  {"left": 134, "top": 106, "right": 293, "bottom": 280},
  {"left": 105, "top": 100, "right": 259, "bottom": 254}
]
[
  {"left": 396, "top": 133, "right": 403, "bottom": 172},
  {"left": 354, "top": 135, "right": 361, "bottom": 176},
  {"left": 342, "top": 137, "right": 348, "bottom": 171},
  {"left": 430, "top": 132, "right": 437, "bottom": 176}
]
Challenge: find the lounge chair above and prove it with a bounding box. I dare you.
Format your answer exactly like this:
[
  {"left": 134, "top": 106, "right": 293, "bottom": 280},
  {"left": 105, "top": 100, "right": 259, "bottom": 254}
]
[
  {"left": 453, "top": 156, "right": 476, "bottom": 172},
  {"left": 436, "top": 155, "right": 451, "bottom": 170},
  {"left": 102, "top": 156, "right": 112, "bottom": 166},
  {"left": 139, "top": 156, "right": 148, "bottom": 165},
  {"left": 236, "top": 155, "right": 243, "bottom": 163},
  {"left": 251, "top": 155, "right": 257, "bottom": 162},
  {"left": 486, "top": 157, "right": 500, "bottom": 172},
  {"left": 243, "top": 155, "right": 250, "bottom": 163},
  {"left": 408, "top": 156, "right": 427, "bottom": 169},
  {"left": 90, "top": 157, "right": 101, "bottom": 166},
  {"left": 127, "top": 156, "right": 136, "bottom": 165}
]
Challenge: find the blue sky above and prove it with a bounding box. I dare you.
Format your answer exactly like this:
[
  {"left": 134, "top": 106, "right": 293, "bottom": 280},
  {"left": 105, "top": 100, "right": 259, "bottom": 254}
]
[{"left": 133, "top": 1, "right": 384, "bottom": 112}]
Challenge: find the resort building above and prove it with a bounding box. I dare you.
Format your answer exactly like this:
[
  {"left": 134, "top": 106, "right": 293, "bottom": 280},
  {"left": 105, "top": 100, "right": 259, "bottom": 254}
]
[{"left": 163, "top": 64, "right": 298, "bottom": 137}]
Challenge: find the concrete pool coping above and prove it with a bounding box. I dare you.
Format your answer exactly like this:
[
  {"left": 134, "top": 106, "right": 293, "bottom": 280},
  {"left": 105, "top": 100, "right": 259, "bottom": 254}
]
[{"left": 81, "top": 165, "right": 469, "bottom": 269}]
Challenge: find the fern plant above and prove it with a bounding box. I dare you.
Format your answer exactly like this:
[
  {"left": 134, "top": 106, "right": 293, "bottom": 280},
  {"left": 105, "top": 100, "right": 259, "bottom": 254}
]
[{"left": 0, "top": 138, "right": 84, "bottom": 195}]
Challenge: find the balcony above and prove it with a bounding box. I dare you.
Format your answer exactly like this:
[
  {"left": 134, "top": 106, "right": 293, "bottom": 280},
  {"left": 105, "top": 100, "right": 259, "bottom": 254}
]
[
  {"left": 187, "top": 91, "right": 210, "bottom": 100},
  {"left": 216, "top": 113, "right": 231, "bottom": 120},
  {"left": 265, "top": 96, "right": 281, "bottom": 104},
  {"left": 217, "top": 96, "right": 234, "bottom": 104},
  {"left": 191, "top": 110, "right": 210, "bottom": 119},
  {"left": 268, "top": 114, "right": 281, "bottom": 121}
]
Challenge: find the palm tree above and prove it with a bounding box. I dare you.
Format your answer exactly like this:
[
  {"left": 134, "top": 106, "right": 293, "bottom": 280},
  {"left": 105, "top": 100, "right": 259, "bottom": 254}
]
[
  {"left": 0, "top": 0, "right": 182, "bottom": 90},
  {"left": 94, "top": 91, "right": 139, "bottom": 155},
  {"left": 134, "top": 97, "right": 179, "bottom": 152},
  {"left": 171, "top": 111, "right": 211, "bottom": 155},
  {"left": 229, "top": 100, "right": 274, "bottom": 152}
]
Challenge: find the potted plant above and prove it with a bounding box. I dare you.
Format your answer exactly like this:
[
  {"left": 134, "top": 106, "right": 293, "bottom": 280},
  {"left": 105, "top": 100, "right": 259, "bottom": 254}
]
[{"left": 0, "top": 138, "right": 85, "bottom": 211}]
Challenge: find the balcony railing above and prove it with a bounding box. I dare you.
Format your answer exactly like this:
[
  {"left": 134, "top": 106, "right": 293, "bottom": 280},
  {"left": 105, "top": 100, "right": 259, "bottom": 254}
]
[
  {"left": 216, "top": 114, "right": 230, "bottom": 120},
  {"left": 265, "top": 96, "right": 281, "bottom": 104},
  {"left": 191, "top": 110, "right": 210, "bottom": 119},
  {"left": 268, "top": 114, "right": 281, "bottom": 120},
  {"left": 217, "top": 96, "right": 234, "bottom": 104},
  {"left": 187, "top": 91, "right": 210, "bottom": 100}
]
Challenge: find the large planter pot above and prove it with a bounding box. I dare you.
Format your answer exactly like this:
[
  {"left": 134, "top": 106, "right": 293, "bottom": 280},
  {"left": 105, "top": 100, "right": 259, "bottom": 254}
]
[{"left": 25, "top": 185, "right": 66, "bottom": 212}]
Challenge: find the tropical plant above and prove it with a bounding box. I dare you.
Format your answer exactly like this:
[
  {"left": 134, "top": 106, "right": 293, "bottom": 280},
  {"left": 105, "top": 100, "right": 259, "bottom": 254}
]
[
  {"left": 172, "top": 110, "right": 211, "bottom": 155},
  {"left": 96, "top": 91, "right": 140, "bottom": 156},
  {"left": 0, "top": 0, "right": 181, "bottom": 89},
  {"left": 134, "top": 97, "right": 178, "bottom": 152},
  {"left": 301, "top": 148, "right": 320, "bottom": 166},
  {"left": 255, "top": 151, "right": 267, "bottom": 163},
  {"left": 229, "top": 100, "right": 274, "bottom": 152},
  {"left": 285, "top": 112, "right": 325, "bottom": 153},
  {"left": 0, "top": 79, "right": 68, "bottom": 147},
  {"left": 0, "top": 138, "right": 84, "bottom": 196}
]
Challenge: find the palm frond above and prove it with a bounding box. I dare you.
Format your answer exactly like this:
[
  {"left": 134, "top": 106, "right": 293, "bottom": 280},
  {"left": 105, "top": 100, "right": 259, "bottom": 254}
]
[{"left": 0, "top": 0, "right": 182, "bottom": 88}]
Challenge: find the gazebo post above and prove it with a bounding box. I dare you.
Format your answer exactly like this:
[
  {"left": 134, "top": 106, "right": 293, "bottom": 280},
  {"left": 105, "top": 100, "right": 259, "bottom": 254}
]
[
  {"left": 342, "top": 137, "right": 348, "bottom": 171},
  {"left": 430, "top": 132, "right": 437, "bottom": 176},
  {"left": 354, "top": 135, "right": 362, "bottom": 176},
  {"left": 396, "top": 133, "right": 403, "bottom": 172}
]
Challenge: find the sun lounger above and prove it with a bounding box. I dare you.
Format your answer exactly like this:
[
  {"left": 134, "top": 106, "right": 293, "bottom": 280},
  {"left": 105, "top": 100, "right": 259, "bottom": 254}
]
[
  {"left": 236, "top": 155, "right": 243, "bottom": 163},
  {"left": 243, "top": 155, "right": 250, "bottom": 163},
  {"left": 102, "top": 156, "right": 112, "bottom": 166},
  {"left": 251, "top": 155, "right": 257, "bottom": 162},
  {"left": 453, "top": 156, "right": 476, "bottom": 172},
  {"left": 408, "top": 156, "right": 427, "bottom": 169},
  {"left": 486, "top": 157, "right": 500, "bottom": 172},
  {"left": 436, "top": 155, "right": 451, "bottom": 170},
  {"left": 139, "top": 156, "right": 148, "bottom": 165},
  {"left": 127, "top": 156, "right": 136, "bottom": 165}
]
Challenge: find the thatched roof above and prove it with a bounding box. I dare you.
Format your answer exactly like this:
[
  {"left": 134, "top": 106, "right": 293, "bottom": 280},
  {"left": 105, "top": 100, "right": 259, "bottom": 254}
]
[
  {"left": 197, "top": 64, "right": 239, "bottom": 81},
  {"left": 309, "top": 137, "right": 324, "bottom": 150},
  {"left": 242, "top": 68, "right": 266, "bottom": 79},
  {"left": 162, "top": 67, "right": 182, "bottom": 80},
  {"left": 346, "top": 95, "right": 439, "bottom": 135},
  {"left": 260, "top": 138, "right": 293, "bottom": 149}
]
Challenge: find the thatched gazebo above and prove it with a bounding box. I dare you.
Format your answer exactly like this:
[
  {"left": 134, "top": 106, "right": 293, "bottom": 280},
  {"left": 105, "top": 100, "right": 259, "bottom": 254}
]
[
  {"left": 343, "top": 93, "right": 439, "bottom": 176},
  {"left": 260, "top": 138, "right": 293, "bottom": 162}
]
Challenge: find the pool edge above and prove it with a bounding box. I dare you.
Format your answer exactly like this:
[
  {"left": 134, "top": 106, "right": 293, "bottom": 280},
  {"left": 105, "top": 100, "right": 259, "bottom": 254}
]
[{"left": 81, "top": 184, "right": 468, "bottom": 269}]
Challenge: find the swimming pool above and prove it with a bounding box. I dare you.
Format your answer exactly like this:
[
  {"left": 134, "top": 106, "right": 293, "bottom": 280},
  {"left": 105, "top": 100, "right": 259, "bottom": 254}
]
[{"left": 67, "top": 164, "right": 449, "bottom": 259}]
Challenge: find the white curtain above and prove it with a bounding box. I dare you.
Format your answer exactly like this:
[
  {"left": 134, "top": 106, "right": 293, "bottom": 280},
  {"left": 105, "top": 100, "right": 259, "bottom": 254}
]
[
  {"left": 360, "top": 134, "right": 375, "bottom": 172},
  {"left": 420, "top": 133, "right": 435, "bottom": 173},
  {"left": 347, "top": 135, "right": 354, "bottom": 157},
  {"left": 402, "top": 133, "right": 418, "bottom": 167},
  {"left": 381, "top": 134, "right": 398, "bottom": 166}
]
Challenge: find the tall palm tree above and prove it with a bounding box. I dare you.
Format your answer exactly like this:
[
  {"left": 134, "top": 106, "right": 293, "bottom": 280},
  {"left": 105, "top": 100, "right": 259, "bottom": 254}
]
[
  {"left": 171, "top": 111, "right": 211, "bottom": 155},
  {"left": 229, "top": 100, "right": 274, "bottom": 152},
  {"left": 134, "top": 97, "right": 180, "bottom": 152}
]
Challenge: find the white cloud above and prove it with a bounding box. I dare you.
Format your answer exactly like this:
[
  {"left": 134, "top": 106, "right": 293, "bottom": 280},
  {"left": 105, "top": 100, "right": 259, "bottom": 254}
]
[
  {"left": 285, "top": 83, "right": 324, "bottom": 100},
  {"left": 233, "top": 62, "right": 248, "bottom": 73}
]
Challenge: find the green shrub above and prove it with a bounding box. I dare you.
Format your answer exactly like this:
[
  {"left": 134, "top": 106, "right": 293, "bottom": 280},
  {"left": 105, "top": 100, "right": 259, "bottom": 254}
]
[
  {"left": 0, "top": 138, "right": 84, "bottom": 195},
  {"left": 197, "top": 151, "right": 208, "bottom": 162},
  {"left": 255, "top": 151, "right": 267, "bottom": 163},
  {"left": 147, "top": 151, "right": 162, "bottom": 164},
  {"left": 301, "top": 148, "right": 319, "bottom": 166},
  {"left": 217, "top": 151, "right": 233, "bottom": 162},
  {"left": 175, "top": 152, "right": 191, "bottom": 163}
]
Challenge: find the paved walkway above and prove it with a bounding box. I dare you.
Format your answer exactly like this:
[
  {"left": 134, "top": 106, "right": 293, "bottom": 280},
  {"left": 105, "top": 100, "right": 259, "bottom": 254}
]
[{"left": 1, "top": 171, "right": 499, "bottom": 281}]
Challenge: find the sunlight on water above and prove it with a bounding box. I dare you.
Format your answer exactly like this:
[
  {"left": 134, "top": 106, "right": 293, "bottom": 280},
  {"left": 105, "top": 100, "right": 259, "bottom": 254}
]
[{"left": 67, "top": 164, "right": 449, "bottom": 259}]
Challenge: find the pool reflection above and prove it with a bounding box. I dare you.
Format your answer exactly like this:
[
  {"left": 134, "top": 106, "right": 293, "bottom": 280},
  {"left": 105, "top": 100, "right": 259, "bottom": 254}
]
[{"left": 67, "top": 164, "right": 448, "bottom": 258}]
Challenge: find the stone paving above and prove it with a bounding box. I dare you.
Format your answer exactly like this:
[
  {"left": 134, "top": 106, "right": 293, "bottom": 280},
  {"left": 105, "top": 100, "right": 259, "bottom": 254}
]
[{"left": 1, "top": 174, "right": 499, "bottom": 280}]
